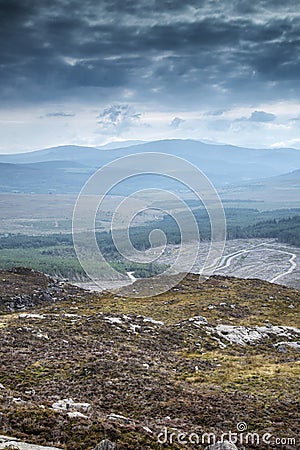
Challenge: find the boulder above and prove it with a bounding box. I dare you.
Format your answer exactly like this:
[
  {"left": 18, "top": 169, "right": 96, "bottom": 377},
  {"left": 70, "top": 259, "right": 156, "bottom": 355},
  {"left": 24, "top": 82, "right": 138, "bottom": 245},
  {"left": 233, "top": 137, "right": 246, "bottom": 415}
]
[
  {"left": 93, "top": 439, "right": 116, "bottom": 450},
  {"left": 107, "top": 413, "right": 134, "bottom": 425},
  {"left": 207, "top": 440, "right": 238, "bottom": 450}
]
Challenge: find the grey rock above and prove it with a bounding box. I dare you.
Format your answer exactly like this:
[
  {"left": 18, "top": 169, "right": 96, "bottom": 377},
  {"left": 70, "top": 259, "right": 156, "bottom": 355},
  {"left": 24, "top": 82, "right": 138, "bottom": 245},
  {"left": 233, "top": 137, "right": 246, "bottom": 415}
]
[
  {"left": 189, "top": 315, "right": 208, "bottom": 325},
  {"left": 51, "top": 398, "right": 90, "bottom": 413},
  {"left": 40, "top": 293, "right": 52, "bottom": 301},
  {"left": 93, "top": 439, "right": 116, "bottom": 450},
  {"left": 0, "top": 435, "right": 61, "bottom": 450},
  {"left": 274, "top": 341, "right": 300, "bottom": 352},
  {"left": 207, "top": 440, "right": 238, "bottom": 450},
  {"left": 276, "top": 343, "right": 288, "bottom": 353},
  {"left": 107, "top": 413, "right": 134, "bottom": 424}
]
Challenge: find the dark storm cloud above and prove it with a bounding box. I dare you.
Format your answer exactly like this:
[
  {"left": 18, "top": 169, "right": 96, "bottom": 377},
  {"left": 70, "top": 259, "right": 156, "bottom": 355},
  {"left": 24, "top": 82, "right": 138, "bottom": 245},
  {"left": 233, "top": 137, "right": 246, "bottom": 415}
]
[{"left": 0, "top": 0, "right": 300, "bottom": 106}]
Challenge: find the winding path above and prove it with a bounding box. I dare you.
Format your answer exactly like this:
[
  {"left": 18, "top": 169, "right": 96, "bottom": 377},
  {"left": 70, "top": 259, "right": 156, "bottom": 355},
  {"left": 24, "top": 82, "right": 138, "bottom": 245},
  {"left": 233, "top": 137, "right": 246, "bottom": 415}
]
[
  {"left": 270, "top": 250, "right": 297, "bottom": 283},
  {"left": 216, "top": 241, "right": 269, "bottom": 271},
  {"left": 216, "top": 241, "right": 298, "bottom": 283},
  {"left": 126, "top": 271, "right": 137, "bottom": 282}
]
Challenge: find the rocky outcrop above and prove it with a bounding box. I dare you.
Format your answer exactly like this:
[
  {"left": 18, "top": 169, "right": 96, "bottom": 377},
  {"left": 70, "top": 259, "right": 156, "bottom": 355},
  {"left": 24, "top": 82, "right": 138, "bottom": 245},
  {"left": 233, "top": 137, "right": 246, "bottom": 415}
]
[
  {"left": 0, "top": 435, "right": 61, "bottom": 450},
  {"left": 0, "top": 267, "right": 85, "bottom": 312},
  {"left": 0, "top": 271, "right": 299, "bottom": 449},
  {"left": 216, "top": 324, "right": 300, "bottom": 346}
]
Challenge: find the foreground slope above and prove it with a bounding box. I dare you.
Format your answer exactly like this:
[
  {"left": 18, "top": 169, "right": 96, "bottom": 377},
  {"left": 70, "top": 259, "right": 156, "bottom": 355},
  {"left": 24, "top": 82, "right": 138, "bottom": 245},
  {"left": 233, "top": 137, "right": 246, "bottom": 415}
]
[{"left": 0, "top": 270, "right": 299, "bottom": 449}]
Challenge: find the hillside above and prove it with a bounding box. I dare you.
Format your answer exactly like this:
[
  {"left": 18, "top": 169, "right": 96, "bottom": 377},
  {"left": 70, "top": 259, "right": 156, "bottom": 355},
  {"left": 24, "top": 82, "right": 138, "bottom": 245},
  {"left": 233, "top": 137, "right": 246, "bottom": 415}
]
[
  {"left": 0, "top": 269, "right": 299, "bottom": 449},
  {"left": 266, "top": 169, "right": 300, "bottom": 184},
  {"left": 0, "top": 161, "right": 91, "bottom": 194},
  {"left": 221, "top": 168, "right": 300, "bottom": 207},
  {"left": 1, "top": 141, "right": 300, "bottom": 193}
]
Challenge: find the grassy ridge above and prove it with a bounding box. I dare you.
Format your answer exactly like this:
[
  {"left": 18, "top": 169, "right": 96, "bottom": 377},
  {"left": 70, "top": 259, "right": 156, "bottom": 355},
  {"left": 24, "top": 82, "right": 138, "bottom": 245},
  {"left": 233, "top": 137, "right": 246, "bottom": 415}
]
[{"left": 0, "top": 273, "right": 299, "bottom": 449}]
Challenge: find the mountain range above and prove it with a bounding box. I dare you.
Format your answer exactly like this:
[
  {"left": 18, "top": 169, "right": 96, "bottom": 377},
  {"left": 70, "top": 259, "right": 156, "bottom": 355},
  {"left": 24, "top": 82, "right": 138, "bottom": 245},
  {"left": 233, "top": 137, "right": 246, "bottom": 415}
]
[{"left": 0, "top": 139, "right": 300, "bottom": 194}]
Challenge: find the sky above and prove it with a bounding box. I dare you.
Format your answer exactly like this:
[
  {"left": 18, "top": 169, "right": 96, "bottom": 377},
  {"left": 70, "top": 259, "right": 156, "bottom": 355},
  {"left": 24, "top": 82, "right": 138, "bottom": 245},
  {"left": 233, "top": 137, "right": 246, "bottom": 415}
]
[{"left": 0, "top": 0, "right": 300, "bottom": 153}]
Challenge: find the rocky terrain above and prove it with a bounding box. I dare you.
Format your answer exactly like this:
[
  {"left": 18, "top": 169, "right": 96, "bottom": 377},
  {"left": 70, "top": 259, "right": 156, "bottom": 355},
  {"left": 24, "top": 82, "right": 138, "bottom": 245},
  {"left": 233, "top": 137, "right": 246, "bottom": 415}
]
[
  {"left": 0, "top": 267, "right": 85, "bottom": 313},
  {"left": 0, "top": 269, "right": 299, "bottom": 449}
]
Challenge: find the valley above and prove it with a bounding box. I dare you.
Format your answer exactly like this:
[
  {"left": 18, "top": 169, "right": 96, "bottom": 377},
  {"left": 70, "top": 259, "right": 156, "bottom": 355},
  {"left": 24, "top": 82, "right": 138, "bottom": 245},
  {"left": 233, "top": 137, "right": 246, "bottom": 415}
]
[
  {"left": 0, "top": 142, "right": 299, "bottom": 450},
  {"left": 110, "top": 239, "right": 300, "bottom": 293}
]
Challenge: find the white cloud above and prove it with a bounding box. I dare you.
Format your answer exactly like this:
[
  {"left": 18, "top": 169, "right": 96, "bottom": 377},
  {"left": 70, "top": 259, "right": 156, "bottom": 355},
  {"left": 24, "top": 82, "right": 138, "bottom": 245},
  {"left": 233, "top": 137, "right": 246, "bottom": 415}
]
[{"left": 97, "top": 104, "right": 141, "bottom": 135}]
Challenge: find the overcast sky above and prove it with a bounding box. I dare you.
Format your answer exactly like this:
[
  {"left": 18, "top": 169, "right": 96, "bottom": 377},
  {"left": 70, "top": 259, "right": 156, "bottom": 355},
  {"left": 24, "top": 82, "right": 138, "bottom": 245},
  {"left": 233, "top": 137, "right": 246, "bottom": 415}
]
[{"left": 1, "top": 0, "right": 300, "bottom": 153}]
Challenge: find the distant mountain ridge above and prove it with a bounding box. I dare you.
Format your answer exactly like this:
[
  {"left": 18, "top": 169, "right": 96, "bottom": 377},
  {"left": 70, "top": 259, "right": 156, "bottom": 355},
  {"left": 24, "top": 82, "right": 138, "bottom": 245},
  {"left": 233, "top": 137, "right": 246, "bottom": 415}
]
[
  {"left": 262, "top": 169, "right": 300, "bottom": 183},
  {"left": 0, "top": 139, "right": 299, "bottom": 193}
]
